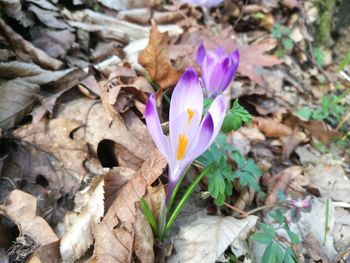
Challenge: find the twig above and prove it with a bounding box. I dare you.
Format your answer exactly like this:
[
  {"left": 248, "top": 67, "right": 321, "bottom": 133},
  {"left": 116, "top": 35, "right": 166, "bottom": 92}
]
[
  {"left": 336, "top": 111, "right": 350, "bottom": 131},
  {"left": 246, "top": 203, "right": 287, "bottom": 216},
  {"left": 223, "top": 202, "right": 249, "bottom": 217}
]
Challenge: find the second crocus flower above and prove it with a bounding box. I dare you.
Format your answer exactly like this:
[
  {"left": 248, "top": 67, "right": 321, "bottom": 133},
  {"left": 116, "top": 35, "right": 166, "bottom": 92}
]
[{"left": 196, "top": 43, "right": 239, "bottom": 98}]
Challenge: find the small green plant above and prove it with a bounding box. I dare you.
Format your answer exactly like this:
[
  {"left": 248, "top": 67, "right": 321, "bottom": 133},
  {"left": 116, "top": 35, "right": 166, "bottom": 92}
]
[
  {"left": 252, "top": 209, "right": 300, "bottom": 263},
  {"left": 271, "top": 24, "right": 294, "bottom": 58},
  {"left": 312, "top": 47, "right": 325, "bottom": 67},
  {"left": 197, "top": 133, "right": 262, "bottom": 206},
  {"left": 297, "top": 93, "right": 347, "bottom": 128},
  {"left": 221, "top": 99, "right": 252, "bottom": 133}
]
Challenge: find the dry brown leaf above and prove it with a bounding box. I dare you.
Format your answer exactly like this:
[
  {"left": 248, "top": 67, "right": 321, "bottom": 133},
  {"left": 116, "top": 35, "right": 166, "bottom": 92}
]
[
  {"left": 92, "top": 151, "right": 166, "bottom": 263},
  {"left": 28, "top": 241, "right": 61, "bottom": 263},
  {"left": 0, "top": 190, "right": 59, "bottom": 246},
  {"left": 280, "top": 130, "right": 308, "bottom": 159},
  {"left": 56, "top": 97, "right": 155, "bottom": 162},
  {"left": 0, "top": 18, "right": 63, "bottom": 70},
  {"left": 28, "top": 5, "right": 70, "bottom": 30},
  {"left": 14, "top": 118, "right": 88, "bottom": 185},
  {"left": 138, "top": 21, "right": 183, "bottom": 90},
  {"left": 104, "top": 167, "right": 135, "bottom": 211},
  {"left": 265, "top": 166, "right": 303, "bottom": 205},
  {"left": 253, "top": 117, "right": 293, "bottom": 138},
  {"left": 299, "top": 120, "right": 342, "bottom": 143},
  {"left": 59, "top": 176, "right": 104, "bottom": 262},
  {"left": 133, "top": 208, "right": 154, "bottom": 263}
]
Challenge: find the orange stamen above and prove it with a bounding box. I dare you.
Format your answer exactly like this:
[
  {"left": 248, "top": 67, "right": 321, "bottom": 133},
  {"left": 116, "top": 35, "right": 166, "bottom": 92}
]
[
  {"left": 177, "top": 133, "right": 188, "bottom": 160},
  {"left": 187, "top": 108, "right": 195, "bottom": 125}
]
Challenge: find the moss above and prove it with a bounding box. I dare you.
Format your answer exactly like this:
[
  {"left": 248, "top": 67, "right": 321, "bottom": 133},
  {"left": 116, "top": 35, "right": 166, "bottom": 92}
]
[{"left": 314, "top": 0, "right": 337, "bottom": 47}]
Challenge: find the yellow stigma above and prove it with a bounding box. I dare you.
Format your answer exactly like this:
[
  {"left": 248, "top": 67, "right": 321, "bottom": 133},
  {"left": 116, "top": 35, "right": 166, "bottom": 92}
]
[
  {"left": 187, "top": 108, "right": 195, "bottom": 125},
  {"left": 177, "top": 133, "right": 188, "bottom": 160}
]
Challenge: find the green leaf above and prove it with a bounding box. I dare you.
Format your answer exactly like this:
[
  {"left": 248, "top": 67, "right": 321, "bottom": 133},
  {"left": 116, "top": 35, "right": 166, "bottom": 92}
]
[
  {"left": 141, "top": 198, "right": 159, "bottom": 237},
  {"left": 272, "top": 242, "right": 285, "bottom": 263},
  {"left": 284, "top": 248, "right": 298, "bottom": 263},
  {"left": 286, "top": 229, "right": 300, "bottom": 245},
  {"left": 270, "top": 209, "right": 285, "bottom": 225},
  {"left": 271, "top": 24, "right": 283, "bottom": 39},
  {"left": 221, "top": 100, "right": 251, "bottom": 133},
  {"left": 260, "top": 223, "right": 276, "bottom": 238},
  {"left": 262, "top": 242, "right": 276, "bottom": 263},
  {"left": 251, "top": 232, "right": 272, "bottom": 244},
  {"left": 208, "top": 173, "right": 226, "bottom": 199},
  {"left": 297, "top": 107, "right": 313, "bottom": 121},
  {"left": 282, "top": 38, "right": 294, "bottom": 50}
]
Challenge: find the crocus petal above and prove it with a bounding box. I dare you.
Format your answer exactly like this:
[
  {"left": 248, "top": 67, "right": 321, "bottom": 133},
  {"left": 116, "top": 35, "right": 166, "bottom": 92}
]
[
  {"left": 145, "top": 94, "right": 172, "bottom": 162},
  {"left": 201, "top": 54, "right": 217, "bottom": 95},
  {"left": 209, "top": 57, "right": 234, "bottom": 95},
  {"left": 196, "top": 42, "right": 206, "bottom": 65},
  {"left": 214, "top": 47, "right": 227, "bottom": 59},
  {"left": 169, "top": 68, "right": 203, "bottom": 151},
  {"left": 207, "top": 94, "right": 227, "bottom": 144},
  {"left": 183, "top": 113, "right": 214, "bottom": 163}
]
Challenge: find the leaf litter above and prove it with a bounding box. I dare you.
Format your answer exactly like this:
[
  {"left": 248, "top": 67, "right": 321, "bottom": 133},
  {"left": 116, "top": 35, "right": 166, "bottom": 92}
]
[{"left": 0, "top": 0, "right": 349, "bottom": 262}]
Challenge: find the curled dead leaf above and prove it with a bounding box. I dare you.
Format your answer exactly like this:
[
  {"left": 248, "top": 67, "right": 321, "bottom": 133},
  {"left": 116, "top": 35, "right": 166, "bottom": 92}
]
[
  {"left": 138, "top": 21, "right": 183, "bottom": 90},
  {"left": 0, "top": 190, "right": 59, "bottom": 246},
  {"left": 253, "top": 116, "right": 293, "bottom": 138},
  {"left": 92, "top": 151, "right": 166, "bottom": 263}
]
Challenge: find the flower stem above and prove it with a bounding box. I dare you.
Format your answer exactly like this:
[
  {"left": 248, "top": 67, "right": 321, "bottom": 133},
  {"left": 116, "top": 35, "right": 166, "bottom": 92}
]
[{"left": 161, "top": 165, "right": 213, "bottom": 240}]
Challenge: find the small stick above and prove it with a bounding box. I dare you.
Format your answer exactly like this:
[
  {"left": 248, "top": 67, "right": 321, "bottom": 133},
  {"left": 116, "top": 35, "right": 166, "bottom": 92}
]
[{"left": 223, "top": 202, "right": 249, "bottom": 217}]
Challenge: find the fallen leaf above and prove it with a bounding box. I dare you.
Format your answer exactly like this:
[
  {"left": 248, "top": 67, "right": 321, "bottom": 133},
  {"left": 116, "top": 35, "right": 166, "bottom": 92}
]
[
  {"left": 138, "top": 21, "right": 183, "bottom": 90},
  {"left": 253, "top": 116, "right": 293, "bottom": 138},
  {"left": 28, "top": 5, "right": 70, "bottom": 29},
  {"left": 28, "top": 241, "right": 61, "bottom": 263},
  {"left": 280, "top": 130, "right": 308, "bottom": 159},
  {"left": 0, "top": 190, "right": 59, "bottom": 246},
  {"left": 303, "top": 234, "right": 329, "bottom": 263},
  {"left": 0, "top": 61, "right": 46, "bottom": 78},
  {"left": 265, "top": 166, "right": 303, "bottom": 205},
  {"left": 133, "top": 208, "right": 154, "bottom": 263},
  {"left": 0, "top": 0, "right": 34, "bottom": 27},
  {"left": 14, "top": 118, "right": 88, "bottom": 187},
  {"left": 92, "top": 151, "right": 166, "bottom": 263},
  {"left": 104, "top": 167, "right": 135, "bottom": 211},
  {"left": 59, "top": 176, "right": 104, "bottom": 262},
  {"left": 305, "top": 164, "right": 350, "bottom": 202},
  {"left": 56, "top": 98, "right": 155, "bottom": 162},
  {"left": 0, "top": 18, "right": 63, "bottom": 70},
  {"left": 0, "top": 68, "right": 74, "bottom": 130},
  {"left": 30, "top": 27, "right": 75, "bottom": 59},
  {"left": 168, "top": 216, "right": 257, "bottom": 263}
]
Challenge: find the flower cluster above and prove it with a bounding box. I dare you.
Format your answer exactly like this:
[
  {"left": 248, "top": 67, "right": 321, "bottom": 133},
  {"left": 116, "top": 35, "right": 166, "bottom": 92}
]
[{"left": 145, "top": 44, "right": 239, "bottom": 206}]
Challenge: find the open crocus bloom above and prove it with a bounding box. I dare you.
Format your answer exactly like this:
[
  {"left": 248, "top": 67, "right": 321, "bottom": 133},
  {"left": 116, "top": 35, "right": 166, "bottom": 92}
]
[
  {"left": 196, "top": 43, "right": 239, "bottom": 98},
  {"left": 181, "top": 0, "right": 224, "bottom": 7},
  {"left": 145, "top": 68, "right": 227, "bottom": 205}
]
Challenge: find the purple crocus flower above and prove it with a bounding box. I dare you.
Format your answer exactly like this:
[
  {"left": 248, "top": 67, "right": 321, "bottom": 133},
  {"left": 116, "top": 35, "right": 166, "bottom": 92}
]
[
  {"left": 145, "top": 67, "right": 226, "bottom": 205},
  {"left": 181, "top": 0, "right": 224, "bottom": 8},
  {"left": 196, "top": 43, "right": 239, "bottom": 98}
]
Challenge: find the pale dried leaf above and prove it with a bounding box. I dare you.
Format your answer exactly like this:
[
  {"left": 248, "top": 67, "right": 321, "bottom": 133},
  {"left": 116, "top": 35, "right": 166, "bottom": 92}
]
[
  {"left": 0, "top": 61, "right": 46, "bottom": 78},
  {"left": 168, "top": 216, "right": 258, "bottom": 263},
  {"left": 59, "top": 176, "right": 104, "bottom": 262},
  {"left": 92, "top": 151, "right": 166, "bottom": 263},
  {"left": 0, "top": 190, "right": 59, "bottom": 246},
  {"left": 28, "top": 5, "right": 70, "bottom": 29},
  {"left": 0, "top": 0, "right": 34, "bottom": 27},
  {"left": 0, "top": 18, "right": 63, "bottom": 70}
]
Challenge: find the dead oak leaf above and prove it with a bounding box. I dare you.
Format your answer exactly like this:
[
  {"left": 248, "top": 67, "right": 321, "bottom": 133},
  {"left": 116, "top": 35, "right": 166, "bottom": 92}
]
[
  {"left": 92, "top": 151, "right": 167, "bottom": 263},
  {"left": 253, "top": 116, "right": 293, "bottom": 138},
  {"left": 0, "top": 190, "right": 59, "bottom": 246},
  {"left": 138, "top": 21, "right": 183, "bottom": 90},
  {"left": 12, "top": 119, "right": 88, "bottom": 194},
  {"left": 59, "top": 176, "right": 104, "bottom": 262}
]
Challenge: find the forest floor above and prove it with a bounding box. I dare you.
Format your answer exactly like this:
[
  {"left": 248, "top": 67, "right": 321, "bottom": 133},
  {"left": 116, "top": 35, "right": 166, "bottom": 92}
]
[{"left": 0, "top": 0, "right": 349, "bottom": 262}]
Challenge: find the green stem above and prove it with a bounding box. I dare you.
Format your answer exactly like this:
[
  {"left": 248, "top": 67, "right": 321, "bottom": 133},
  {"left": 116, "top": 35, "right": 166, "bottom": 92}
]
[
  {"left": 161, "top": 165, "right": 212, "bottom": 239},
  {"left": 141, "top": 198, "right": 159, "bottom": 238}
]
